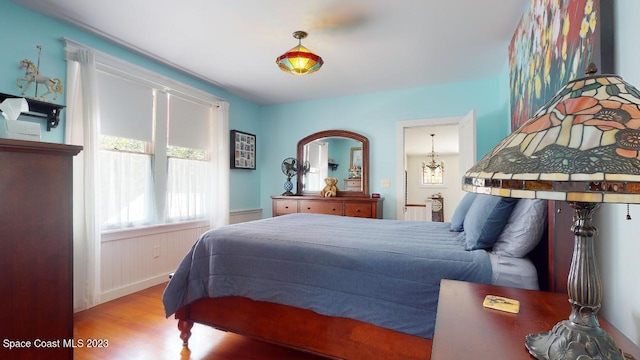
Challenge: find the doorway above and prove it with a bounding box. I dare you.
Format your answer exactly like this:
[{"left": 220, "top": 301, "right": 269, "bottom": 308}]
[{"left": 395, "top": 110, "right": 476, "bottom": 220}]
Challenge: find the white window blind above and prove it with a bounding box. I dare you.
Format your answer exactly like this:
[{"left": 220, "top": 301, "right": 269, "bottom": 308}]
[
  {"left": 168, "top": 94, "right": 213, "bottom": 150},
  {"left": 97, "top": 70, "right": 154, "bottom": 142}
]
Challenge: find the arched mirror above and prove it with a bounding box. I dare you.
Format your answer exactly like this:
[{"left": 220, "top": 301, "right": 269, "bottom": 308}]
[{"left": 297, "top": 130, "right": 369, "bottom": 197}]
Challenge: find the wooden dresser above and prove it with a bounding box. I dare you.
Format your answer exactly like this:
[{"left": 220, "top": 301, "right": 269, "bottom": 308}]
[
  {"left": 431, "top": 280, "right": 640, "bottom": 359},
  {"left": 0, "top": 139, "right": 82, "bottom": 360},
  {"left": 272, "top": 195, "right": 383, "bottom": 219}
]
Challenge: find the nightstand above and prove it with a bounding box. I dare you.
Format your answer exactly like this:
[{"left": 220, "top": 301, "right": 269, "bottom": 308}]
[{"left": 431, "top": 280, "right": 640, "bottom": 359}]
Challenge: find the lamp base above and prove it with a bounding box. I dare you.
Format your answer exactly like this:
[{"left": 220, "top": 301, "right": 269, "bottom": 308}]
[
  {"left": 282, "top": 179, "right": 294, "bottom": 196},
  {"left": 526, "top": 319, "right": 624, "bottom": 360}
]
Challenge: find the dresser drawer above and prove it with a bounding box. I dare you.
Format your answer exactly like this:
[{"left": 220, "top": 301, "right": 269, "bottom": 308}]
[
  {"left": 299, "top": 200, "right": 343, "bottom": 216},
  {"left": 275, "top": 199, "right": 298, "bottom": 215},
  {"left": 271, "top": 196, "right": 383, "bottom": 219},
  {"left": 344, "top": 203, "right": 373, "bottom": 218}
]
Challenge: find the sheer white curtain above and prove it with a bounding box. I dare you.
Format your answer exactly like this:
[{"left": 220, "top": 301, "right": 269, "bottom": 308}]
[
  {"left": 64, "top": 41, "right": 101, "bottom": 311},
  {"left": 211, "top": 101, "right": 230, "bottom": 228},
  {"left": 166, "top": 157, "right": 209, "bottom": 222},
  {"left": 63, "top": 39, "right": 229, "bottom": 310},
  {"left": 100, "top": 151, "right": 155, "bottom": 228}
]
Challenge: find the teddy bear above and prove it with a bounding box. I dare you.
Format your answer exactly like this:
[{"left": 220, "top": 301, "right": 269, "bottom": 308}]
[{"left": 319, "top": 177, "right": 339, "bottom": 197}]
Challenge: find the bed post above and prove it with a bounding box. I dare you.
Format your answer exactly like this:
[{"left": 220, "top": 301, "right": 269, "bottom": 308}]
[{"left": 176, "top": 307, "right": 194, "bottom": 347}]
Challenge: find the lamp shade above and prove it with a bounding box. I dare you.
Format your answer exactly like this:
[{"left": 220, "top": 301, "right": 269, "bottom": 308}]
[
  {"left": 463, "top": 69, "right": 640, "bottom": 204},
  {"left": 276, "top": 31, "right": 323, "bottom": 75}
]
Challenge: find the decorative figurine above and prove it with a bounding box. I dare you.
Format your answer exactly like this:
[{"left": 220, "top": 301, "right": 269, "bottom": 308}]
[{"left": 16, "top": 46, "right": 63, "bottom": 102}]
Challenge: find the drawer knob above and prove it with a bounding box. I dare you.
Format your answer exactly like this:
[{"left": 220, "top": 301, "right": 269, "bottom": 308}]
[
  {"left": 356, "top": 209, "right": 361, "bottom": 212},
  {"left": 284, "top": 206, "right": 289, "bottom": 209},
  {"left": 332, "top": 208, "right": 337, "bottom": 211},
  {"left": 307, "top": 207, "right": 311, "bottom": 210}
]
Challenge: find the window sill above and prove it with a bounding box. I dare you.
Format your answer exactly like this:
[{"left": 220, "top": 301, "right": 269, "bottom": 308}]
[
  {"left": 419, "top": 184, "right": 447, "bottom": 189},
  {"left": 101, "top": 219, "right": 209, "bottom": 242}
]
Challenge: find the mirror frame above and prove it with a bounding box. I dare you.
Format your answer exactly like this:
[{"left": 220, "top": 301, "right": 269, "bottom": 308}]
[{"left": 297, "top": 129, "right": 369, "bottom": 197}]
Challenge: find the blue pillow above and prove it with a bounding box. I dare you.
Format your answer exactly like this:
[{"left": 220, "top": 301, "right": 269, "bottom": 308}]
[
  {"left": 450, "top": 192, "right": 478, "bottom": 232},
  {"left": 464, "top": 194, "right": 518, "bottom": 250}
]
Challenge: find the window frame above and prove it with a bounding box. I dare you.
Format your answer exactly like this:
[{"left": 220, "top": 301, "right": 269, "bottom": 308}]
[{"left": 94, "top": 57, "right": 221, "bottom": 232}]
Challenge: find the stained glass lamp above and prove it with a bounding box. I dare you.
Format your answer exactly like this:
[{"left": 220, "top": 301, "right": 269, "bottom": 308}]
[
  {"left": 462, "top": 64, "right": 640, "bottom": 360},
  {"left": 276, "top": 31, "right": 324, "bottom": 75}
]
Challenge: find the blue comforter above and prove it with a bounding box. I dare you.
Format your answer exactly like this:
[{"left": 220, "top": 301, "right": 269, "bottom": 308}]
[{"left": 162, "top": 213, "right": 491, "bottom": 338}]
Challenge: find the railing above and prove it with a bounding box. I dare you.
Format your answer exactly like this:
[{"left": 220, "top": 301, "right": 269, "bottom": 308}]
[{"left": 403, "top": 201, "right": 432, "bottom": 221}]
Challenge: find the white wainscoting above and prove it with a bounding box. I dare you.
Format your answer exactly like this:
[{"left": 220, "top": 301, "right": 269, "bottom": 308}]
[
  {"left": 98, "top": 208, "right": 262, "bottom": 304},
  {"left": 229, "top": 208, "right": 263, "bottom": 224}
]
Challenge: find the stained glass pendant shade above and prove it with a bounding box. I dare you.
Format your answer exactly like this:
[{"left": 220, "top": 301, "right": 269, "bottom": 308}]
[
  {"left": 276, "top": 31, "right": 323, "bottom": 75},
  {"left": 463, "top": 65, "right": 640, "bottom": 202}
]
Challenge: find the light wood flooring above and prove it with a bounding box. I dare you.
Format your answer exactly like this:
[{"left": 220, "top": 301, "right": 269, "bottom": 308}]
[{"left": 73, "top": 283, "right": 325, "bottom": 360}]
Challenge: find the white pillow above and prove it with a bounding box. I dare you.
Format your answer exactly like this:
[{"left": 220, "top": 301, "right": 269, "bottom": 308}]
[{"left": 491, "top": 199, "right": 548, "bottom": 257}]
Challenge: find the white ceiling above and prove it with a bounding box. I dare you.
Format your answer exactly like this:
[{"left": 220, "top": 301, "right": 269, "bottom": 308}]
[
  {"left": 12, "top": 0, "right": 527, "bottom": 106},
  {"left": 405, "top": 124, "right": 459, "bottom": 156}
]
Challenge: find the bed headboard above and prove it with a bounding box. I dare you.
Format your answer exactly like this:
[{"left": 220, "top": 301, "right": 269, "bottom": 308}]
[{"left": 528, "top": 201, "right": 573, "bottom": 293}]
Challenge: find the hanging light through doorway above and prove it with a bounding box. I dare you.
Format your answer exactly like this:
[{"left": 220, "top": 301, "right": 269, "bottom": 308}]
[{"left": 422, "top": 134, "right": 444, "bottom": 184}]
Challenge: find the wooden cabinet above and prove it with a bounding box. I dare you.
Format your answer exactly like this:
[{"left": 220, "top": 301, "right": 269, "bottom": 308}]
[
  {"left": 431, "top": 280, "right": 640, "bottom": 359},
  {"left": 272, "top": 196, "right": 383, "bottom": 219},
  {"left": 0, "top": 139, "right": 81, "bottom": 360}
]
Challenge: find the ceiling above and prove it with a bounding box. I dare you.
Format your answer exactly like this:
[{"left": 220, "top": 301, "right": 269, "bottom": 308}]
[
  {"left": 13, "top": 0, "right": 527, "bottom": 106},
  {"left": 405, "top": 124, "right": 459, "bottom": 156}
]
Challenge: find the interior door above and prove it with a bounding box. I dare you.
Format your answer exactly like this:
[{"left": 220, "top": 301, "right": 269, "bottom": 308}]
[{"left": 457, "top": 109, "right": 476, "bottom": 202}]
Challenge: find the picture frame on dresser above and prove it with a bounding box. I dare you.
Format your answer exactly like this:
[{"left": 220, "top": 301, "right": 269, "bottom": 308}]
[{"left": 230, "top": 129, "right": 256, "bottom": 170}]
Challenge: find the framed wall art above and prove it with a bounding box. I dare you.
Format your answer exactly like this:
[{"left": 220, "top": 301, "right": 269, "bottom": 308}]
[
  {"left": 230, "top": 130, "right": 256, "bottom": 170},
  {"left": 508, "top": 0, "right": 614, "bottom": 131}
]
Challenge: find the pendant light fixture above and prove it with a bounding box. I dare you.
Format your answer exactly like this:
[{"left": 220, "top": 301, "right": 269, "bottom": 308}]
[
  {"left": 276, "top": 31, "right": 324, "bottom": 75},
  {"left": 422, "top": 134, "right": 444, "bottom": 185},
  {"left": 422, "top": 134, "right": 444, "bottom": 171}
]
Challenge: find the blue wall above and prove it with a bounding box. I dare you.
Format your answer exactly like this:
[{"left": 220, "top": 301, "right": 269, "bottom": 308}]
[
  {"left": 0, "top": 1, "right": 263, "bottom": 211},
  {"left": 260, "top": 77, "right": 510, "bottom": 218},
  {"left": 2, "top": 2, "right": 511, "bottom": 218}
]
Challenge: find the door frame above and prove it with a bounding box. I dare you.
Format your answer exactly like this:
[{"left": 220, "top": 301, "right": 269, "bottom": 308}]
[{"left": 395, "top": 110, "right": 476, "bottom": 219}]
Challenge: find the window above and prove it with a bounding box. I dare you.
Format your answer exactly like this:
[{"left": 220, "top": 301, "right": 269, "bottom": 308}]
[
  {"left": 421, "top": 166, "right": 444, "bottom": 185},
  {"left": 165, "top": 94, "right": 212, "bottom": 222},
  {"left": 96, "top": 68, "right": 218, "bottom": 231}
]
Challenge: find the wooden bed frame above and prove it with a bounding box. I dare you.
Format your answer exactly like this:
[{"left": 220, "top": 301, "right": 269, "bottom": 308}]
[{"left": 173, "top": 204, "right": 570, "bottom": 359}]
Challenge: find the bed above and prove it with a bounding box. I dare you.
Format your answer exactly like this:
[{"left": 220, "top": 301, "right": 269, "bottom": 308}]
[{"left": 163, "top": 194, "right": 551, "bottom": 359}]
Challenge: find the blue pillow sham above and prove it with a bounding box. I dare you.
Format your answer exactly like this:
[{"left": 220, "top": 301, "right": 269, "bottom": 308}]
[
  {"left": 450, "top": 192, "right": 477, "bottom": 232},
  {"left": 463, "top": 194, "right": 518, "bottom": 251}
]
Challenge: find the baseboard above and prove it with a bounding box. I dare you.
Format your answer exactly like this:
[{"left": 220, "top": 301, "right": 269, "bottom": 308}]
[{"left": 99, "top": 273, "right": 170, "bottom": 304}]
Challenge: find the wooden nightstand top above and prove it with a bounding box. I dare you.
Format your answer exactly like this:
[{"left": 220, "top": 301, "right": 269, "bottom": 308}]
[{"left": 431, "top": 279, "right": 640, "bottom": 359}]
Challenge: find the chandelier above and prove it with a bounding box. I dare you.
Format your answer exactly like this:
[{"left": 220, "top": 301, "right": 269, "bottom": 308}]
[
  {"left": 276, "top": 31, "right": 324, "bottom": 75},
  {"left": 422, "top": 134, "right": 444, "bottom": 171}
]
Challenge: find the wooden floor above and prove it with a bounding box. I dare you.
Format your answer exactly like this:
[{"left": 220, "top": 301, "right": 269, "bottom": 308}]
[{"left": 74, "top": 283, "right": 325, "bottom": 360}]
